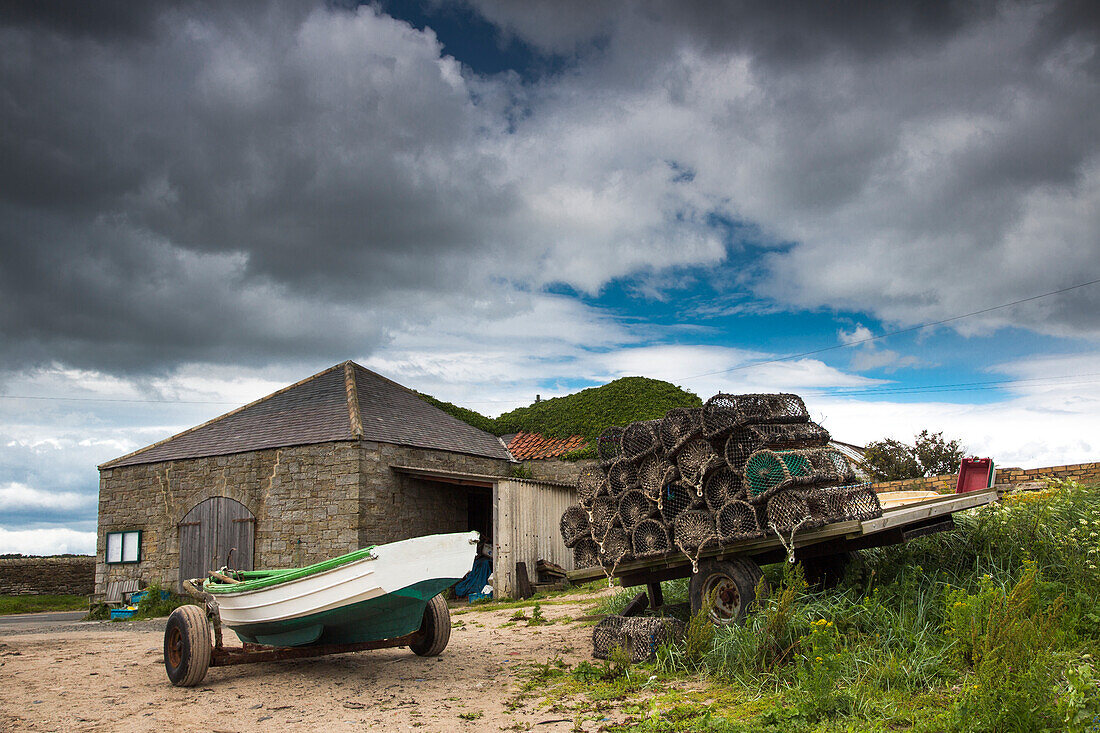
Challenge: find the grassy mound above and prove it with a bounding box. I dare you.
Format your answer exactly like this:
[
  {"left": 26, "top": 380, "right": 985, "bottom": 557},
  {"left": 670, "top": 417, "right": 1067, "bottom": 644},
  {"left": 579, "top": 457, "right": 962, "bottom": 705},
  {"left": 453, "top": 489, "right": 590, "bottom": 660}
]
[{"left": 420, "top": 377, "right": 702, "bottom": 458}]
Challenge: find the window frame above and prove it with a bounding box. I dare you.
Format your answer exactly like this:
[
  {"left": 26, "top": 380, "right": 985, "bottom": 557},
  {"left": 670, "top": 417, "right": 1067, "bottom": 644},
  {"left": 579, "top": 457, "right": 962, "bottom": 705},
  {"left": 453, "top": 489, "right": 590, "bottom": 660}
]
[{"left": 105, "top": 530, "right": 142, "bottom": 564}]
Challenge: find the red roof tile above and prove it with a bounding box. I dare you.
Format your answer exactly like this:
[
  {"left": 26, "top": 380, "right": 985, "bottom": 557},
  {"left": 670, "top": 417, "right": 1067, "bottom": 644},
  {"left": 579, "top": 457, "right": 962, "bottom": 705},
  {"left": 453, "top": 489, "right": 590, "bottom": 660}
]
[{"left": 507, "top": 431, "right": 588, "bottom": 460}]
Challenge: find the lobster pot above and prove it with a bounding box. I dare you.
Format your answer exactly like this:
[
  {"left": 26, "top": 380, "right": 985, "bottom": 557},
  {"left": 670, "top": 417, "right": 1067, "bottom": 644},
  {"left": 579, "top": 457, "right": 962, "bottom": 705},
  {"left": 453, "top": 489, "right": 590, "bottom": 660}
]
[
  {"left": 573, "top": 537, "right": 601, "bottom": 570},
  {"left": 577, "top": 466, "right": 610, "bottom": 507},
  {"left": 703, "top": 466, "right": 741, "bottom": 512},
  {"left": 621, "top": 419, "right": 662, "bottom": 461},
  {"left": 775, "top": 448, "right": 855, "bottom": 489},
  {"left": 660, "top": 408, "right": 703, "bottom": 455},
  {"left": 619, "top": 490, "right": 657, "bottom": 530},
  {"left": 703, "top": 392, "right": 810, "bottom": 440},
  {"left": 675, "top": 438, "right": 720, "bottom": 488},
  {"left": 716, "top": 500, "right": 763, "bottom": 543},
  {"left": 588, "top": 496, "right": 619, "bottom": 542},
  {"left": 743, "top": 449, "right": 797, "bottom": 501},
  {"left": 592, "top": 615, "right": 626, "bottom": 660},
  {"left": 764, "top": 490, "right": 820, "bottom": 533},
  {"left": 724, "top": 422, "right": 831, "bottom": 471},
  {"left": 659, "top": 481, "right": 701, "bottom": 524},
  {"left": 559, "top": 504, "right": 591, "bottom": 548},
  {"left": 620, "top": 617, "right": 686, "bottom": 662},
  {"left": 638, "top": 456, "right": 678, "bottom": 502},
  {"left": 607, "top": 459, "right": 639, "bottom": 495},
  {"left": 842, "top": 483, "right": 883, "bottom": 521},
  {"left": 599, "top": 527, "right": 633, "bottom": 566},
  {"left": 597, "top": 426, "right": 625, "bottom": 465},
  {"left": 672, "top": 510, "right": 717, "bottom": 553},
  {"left": 631, "top": 519, "right": 671, "bottom": 558},
  {"left": 803, "top": 485, "right": 851, "bottom": 525}
]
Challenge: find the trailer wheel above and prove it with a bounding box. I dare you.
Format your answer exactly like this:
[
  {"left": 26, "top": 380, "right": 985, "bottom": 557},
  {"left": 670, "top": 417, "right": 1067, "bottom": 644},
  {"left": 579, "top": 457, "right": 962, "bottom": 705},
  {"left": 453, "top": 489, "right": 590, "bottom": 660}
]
[
  {"left": 690, "top": 558, "right": 767, "bottom": 625},
  {"left": 410, "top": 594, "right": 450, "bottom": 657},
  {"left": 164, "top": 604, "right": 212, "bottom": 687},
  {"left": 802, "top": 552, "right": 854, "bottom": 590}
]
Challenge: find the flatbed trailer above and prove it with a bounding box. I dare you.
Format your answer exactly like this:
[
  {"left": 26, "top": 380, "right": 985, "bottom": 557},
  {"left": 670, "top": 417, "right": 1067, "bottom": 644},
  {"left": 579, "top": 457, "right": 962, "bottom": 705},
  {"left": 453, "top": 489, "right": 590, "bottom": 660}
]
[{"left": 567, "top": 486, "right": 1003, "bottom": 621}]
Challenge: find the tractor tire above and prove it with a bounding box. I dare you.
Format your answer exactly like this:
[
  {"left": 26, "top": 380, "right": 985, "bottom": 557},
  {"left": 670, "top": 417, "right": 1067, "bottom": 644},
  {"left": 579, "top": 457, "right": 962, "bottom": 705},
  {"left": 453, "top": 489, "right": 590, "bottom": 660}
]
[{"left": 689, "top": 558, "right": 767, "bottom": 625}]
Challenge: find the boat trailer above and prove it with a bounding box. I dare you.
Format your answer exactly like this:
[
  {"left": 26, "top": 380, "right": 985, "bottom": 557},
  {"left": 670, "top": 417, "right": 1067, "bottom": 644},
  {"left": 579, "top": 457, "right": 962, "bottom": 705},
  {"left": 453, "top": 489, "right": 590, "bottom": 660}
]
[{"left": 163, "top": 579, "right": 447, "bottom": 686}]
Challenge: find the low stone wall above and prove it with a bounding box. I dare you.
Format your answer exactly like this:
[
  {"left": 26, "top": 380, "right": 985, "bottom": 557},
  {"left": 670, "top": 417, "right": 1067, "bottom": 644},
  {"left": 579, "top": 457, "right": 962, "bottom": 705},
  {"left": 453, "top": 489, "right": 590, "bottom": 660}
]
[
  {"left": 869, "top": 460, "right": 1100, "bottom": 494},
  {"left": 0, "top": 556, "right": 95, "bottom": 595}
]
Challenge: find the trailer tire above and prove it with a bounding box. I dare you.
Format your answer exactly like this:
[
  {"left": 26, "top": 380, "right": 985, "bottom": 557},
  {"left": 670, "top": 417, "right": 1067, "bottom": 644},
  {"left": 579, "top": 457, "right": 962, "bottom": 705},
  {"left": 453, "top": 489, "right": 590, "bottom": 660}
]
[
  {"left": 802, "top": 551, "right": 855, "bottom": 590},
  {"left": 410, "top": 594, "right": 450, "bottom": 657},
  {"left": 164, "top": 604, "right": 212, "bottom": 687},
  {"left": 690, "top": 558, "right": 767, "bottom": 625}
]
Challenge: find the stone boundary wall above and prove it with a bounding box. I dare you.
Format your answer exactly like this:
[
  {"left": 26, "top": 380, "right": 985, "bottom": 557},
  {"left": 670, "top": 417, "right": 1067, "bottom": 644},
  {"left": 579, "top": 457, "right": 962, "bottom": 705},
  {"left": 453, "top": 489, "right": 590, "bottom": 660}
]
[
  {"left": 0, "top": 556, "right": 95, "bottom": 595},
  {"left": 868, "top": 460, "right": 1100, "bottom": 494}
]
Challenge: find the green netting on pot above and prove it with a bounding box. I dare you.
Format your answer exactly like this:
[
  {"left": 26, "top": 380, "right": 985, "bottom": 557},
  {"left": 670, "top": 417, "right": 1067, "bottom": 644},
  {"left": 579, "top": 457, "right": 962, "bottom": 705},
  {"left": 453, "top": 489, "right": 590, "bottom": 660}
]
[
  {"left": 560, "top": 504, "right": 591, "bottom": 548},
  {"left": 659, "top": 481, "right": 702, "bottom": 524},
  {"left": 724, "top": 422, "right": 831, "bottom": 472},
  {"left": 743, "top": 449, "right": 801, "bottom": 500},
  {"left": 779, "top": 448, "right": 855, "bottom": 488},
  {"left": 607, "top": 458, "right": 640, "bottom": 495},
  {"left": 703, "top": 466, "right": 742, "bottom": 511},
  {"left": 764, "top": 489, "right": 821, "bottom": 534},
  {"left": 573, "top": 537, "right": 600, "bottom": 570},
  {"left": 599, "top": 526, "right": 633, "bottom": 567},
  {"left": 716, "top": 499, "right": 763, "bottom": 543},
  {"left": 621, "top": 419, "right": 663, "bottom": 461},
  {"left": 619, "top": 489, "right": 657, "bottom": 530},
  {"left": 597, "top": 426, "right": 625, "bottom": 465},
  {"left": 592, "top": 615, "right": 626, "bottom": 660},
  {"left": 638, "top": 456, "right": 679, "bottom": 504},
  {"left": 743, "top": 447, "right": 851, "bottom": 502},
  {"left": 588, "top": 496, "right": 619, "bottom": 542},
  {"left": 577, "top": 466, "right": 610, "bottom": 507},
  {"left": 660, "top": 407, "right": 703, "bottom": 455},
  {"left": 620, "top": 617, "right": 686, "bottom": 662},
  {"left": 631, "top": 519, "right": 671, "bottom": 558},
  {"left": 675, "top": 438, "right": 718, "bottom": 487}
]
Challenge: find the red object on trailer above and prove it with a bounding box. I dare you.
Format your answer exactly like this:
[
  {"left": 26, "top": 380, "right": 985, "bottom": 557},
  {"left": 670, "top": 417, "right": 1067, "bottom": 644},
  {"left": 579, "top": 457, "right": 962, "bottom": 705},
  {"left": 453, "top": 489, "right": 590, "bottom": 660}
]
[{"left": 956, "top": 458, "right": 995, "bottom": 494}]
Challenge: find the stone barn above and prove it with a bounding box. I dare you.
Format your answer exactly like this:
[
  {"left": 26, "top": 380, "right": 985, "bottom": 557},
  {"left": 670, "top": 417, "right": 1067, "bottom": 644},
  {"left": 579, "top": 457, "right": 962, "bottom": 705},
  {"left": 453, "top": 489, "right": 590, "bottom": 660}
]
[{"left": 95, "top": 362, "right": 577, "bottom": 599}]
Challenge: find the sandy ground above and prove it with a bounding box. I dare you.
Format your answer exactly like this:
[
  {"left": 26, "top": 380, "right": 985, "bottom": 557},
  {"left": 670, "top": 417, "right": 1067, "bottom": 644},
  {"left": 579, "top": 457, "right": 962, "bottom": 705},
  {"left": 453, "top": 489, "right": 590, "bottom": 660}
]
[{"left": 0, "top": 589, "right": 617, "bottom": 733}]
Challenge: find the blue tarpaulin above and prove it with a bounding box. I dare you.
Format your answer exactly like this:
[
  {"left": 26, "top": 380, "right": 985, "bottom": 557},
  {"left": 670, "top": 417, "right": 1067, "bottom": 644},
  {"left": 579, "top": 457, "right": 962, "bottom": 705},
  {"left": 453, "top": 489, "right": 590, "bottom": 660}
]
[{"left": 454, "top": 555, "right": 492, "bottom": 597}]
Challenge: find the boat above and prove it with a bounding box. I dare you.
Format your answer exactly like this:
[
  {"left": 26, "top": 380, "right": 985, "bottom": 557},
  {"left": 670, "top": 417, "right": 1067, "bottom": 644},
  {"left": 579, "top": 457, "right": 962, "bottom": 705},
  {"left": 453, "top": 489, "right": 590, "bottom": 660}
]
[{"left": 203, "top": 531, "right": 479, "bottom": 647}]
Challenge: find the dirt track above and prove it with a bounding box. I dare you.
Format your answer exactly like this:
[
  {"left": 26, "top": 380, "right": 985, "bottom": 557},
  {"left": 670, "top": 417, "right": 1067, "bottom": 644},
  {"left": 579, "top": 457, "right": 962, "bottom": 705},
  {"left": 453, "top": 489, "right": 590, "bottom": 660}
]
[{"left": 0, "top": 589, "right": 615, "bottom": 732}]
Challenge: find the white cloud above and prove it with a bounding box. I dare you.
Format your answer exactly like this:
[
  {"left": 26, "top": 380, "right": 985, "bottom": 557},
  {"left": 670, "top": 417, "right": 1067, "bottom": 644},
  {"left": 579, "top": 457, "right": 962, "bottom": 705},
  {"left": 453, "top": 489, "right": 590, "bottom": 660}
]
[
  {"left": 0, "top": 528, "right": 96, "bottom": 556},
  {"left": 0, "top": 483, "right": 94, "bottom": 512}
]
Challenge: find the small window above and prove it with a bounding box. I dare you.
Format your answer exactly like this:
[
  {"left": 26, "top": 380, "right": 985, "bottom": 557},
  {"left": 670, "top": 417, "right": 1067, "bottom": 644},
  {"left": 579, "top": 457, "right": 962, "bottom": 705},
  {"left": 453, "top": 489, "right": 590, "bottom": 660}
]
[{"left": 105, "top": 530, "right": 141, "bottom": 564}]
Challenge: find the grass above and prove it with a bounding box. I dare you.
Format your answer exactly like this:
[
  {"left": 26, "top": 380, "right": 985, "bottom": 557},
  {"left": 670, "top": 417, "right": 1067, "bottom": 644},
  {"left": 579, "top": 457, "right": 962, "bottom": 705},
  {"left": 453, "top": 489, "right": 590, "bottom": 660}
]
[
  {"left": 0, "top": 594, "right": 88, "bottom": 615},
  {"left": 518, "top": 479, "right": 1100, "bottom": 732}
]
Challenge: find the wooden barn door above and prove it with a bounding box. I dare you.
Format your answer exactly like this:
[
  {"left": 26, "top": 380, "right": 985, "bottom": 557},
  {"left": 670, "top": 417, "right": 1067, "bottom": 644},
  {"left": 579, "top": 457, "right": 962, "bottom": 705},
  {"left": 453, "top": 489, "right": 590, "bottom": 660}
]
[{"left": 178, "top": 497, "right": 254, "bottom": 589}]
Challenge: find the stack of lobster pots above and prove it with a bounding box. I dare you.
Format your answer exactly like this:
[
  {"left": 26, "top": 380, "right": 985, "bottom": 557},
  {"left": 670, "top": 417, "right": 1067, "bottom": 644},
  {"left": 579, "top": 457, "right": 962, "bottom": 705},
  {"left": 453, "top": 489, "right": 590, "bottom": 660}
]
[{"left": 559, "top": 393, "right": 883, "bottom": 573}]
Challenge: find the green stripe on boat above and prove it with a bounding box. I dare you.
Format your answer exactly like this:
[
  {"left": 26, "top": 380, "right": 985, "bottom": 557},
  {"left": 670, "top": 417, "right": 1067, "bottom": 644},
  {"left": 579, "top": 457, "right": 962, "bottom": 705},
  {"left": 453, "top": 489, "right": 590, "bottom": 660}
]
[{"left": 204, "top": 546, "right": 377, "bottom": 593}]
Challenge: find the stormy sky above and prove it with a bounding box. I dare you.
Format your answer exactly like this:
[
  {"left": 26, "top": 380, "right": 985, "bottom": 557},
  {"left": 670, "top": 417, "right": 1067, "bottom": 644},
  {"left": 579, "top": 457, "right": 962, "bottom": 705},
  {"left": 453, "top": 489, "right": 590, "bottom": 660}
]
[{"left": 1, "top": 0, "right": 1098, "bottom": 554}]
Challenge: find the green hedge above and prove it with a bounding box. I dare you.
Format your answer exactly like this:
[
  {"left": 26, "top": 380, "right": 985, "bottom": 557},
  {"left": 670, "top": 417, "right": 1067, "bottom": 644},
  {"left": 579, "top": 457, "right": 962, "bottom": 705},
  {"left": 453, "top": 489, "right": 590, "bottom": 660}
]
[{"left": 419, "top": 377, "right": 702, "bottom": 458}]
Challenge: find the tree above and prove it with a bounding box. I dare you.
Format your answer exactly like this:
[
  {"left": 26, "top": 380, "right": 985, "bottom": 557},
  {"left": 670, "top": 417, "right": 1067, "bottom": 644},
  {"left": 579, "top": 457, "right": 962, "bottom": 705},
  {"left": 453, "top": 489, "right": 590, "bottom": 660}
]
[{"left": 861, "top": 430, "right": 964, "bottom": 482}]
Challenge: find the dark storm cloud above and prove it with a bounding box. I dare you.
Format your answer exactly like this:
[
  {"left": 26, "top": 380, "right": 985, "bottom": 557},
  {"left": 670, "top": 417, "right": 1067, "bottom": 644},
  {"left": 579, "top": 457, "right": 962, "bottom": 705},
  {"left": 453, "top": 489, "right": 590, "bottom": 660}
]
[{"left": 0, "top": 2, "right": 522, "bottom": 373}]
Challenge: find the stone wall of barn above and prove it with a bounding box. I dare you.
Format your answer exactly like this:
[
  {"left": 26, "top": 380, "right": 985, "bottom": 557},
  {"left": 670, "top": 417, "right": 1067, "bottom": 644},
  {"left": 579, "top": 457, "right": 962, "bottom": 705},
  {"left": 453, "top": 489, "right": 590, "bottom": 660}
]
[
  {"left": 521, "top": 457, "right": 595, "bottom": 485},
  {"left": 356, "top": 442, "right": 510, "bottom": 547},
  {"left": 94, "top": 441, "right": 360, "bottom": 598}
]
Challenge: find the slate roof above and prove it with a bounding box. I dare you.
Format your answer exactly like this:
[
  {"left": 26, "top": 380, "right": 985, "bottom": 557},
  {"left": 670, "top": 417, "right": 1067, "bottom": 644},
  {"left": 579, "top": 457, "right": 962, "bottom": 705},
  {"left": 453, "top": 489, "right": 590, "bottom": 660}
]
[
  {"left": 100, "top": 362, "right": 512, "bottom": 468},
  {"left": 507, "top": 431, "right": 588, "bottom": 460}
]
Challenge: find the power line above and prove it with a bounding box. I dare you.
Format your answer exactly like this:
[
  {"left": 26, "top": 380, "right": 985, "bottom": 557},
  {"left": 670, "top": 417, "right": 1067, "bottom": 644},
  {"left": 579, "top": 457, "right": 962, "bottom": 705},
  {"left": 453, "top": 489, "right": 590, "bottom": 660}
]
[{"left": 677, "top": 277, "right": 1100, "bottom": 382}]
